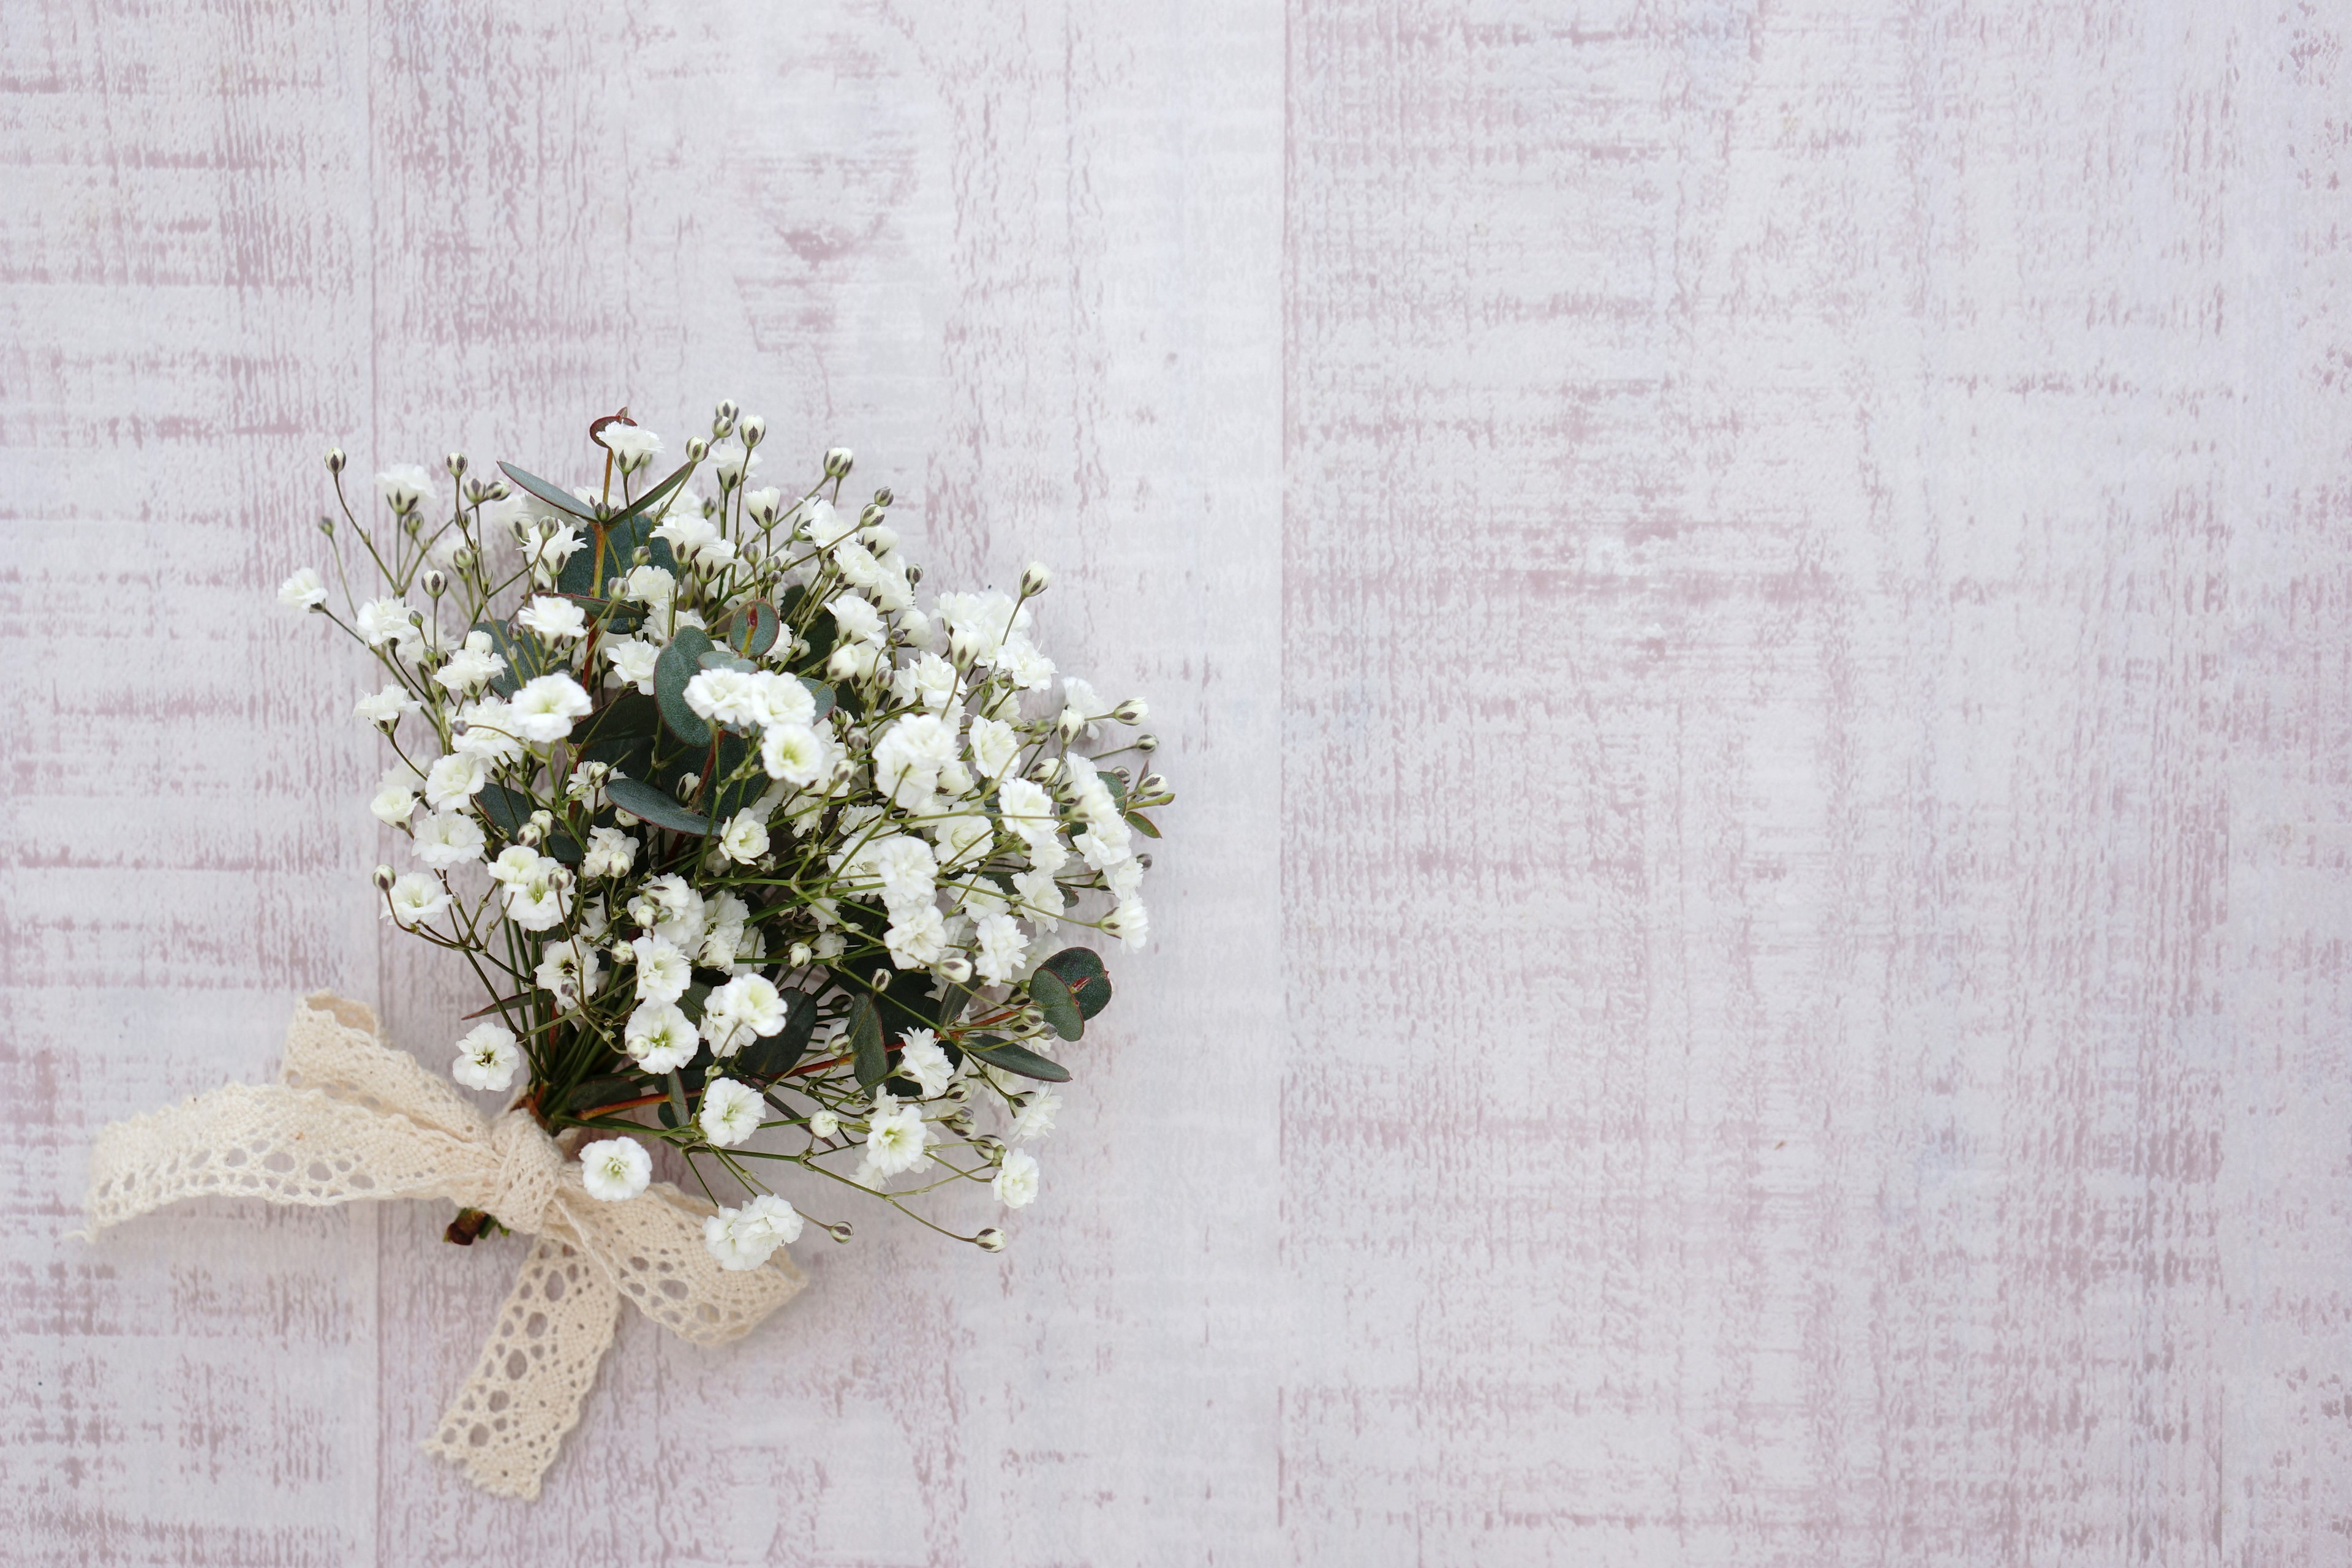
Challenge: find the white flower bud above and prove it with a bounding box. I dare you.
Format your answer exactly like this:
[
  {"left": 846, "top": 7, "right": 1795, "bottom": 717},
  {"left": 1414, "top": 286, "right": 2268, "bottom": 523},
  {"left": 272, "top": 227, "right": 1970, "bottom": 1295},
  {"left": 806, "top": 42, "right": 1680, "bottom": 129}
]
[
  {"left": 1136, "top": 732, "right": 1159, "bottom": 752},
  {"left": 451, "top": 546, "right": 477, "bottom": 570},
  {"left": 1136, "top": 852, "right": 1153, "bottom": 870},
  {"left": 738, "top": 415, "right": 766, "bottom": 447},
  {"left": 420, "top": 569, "right": 447, "bottom": 597},
  {"left": 324, "top": 447, "right": 347, "bottom": 475},
  {"left": 788, "top": 941, "right": 813, "bottom": 968},
  {"left": 486, "top": 480, "right": 510, "bottom": 501},
  {"left": 1020, "top": 561, "right": 1052, "bottom": 596},
  {"left": 372, "top": 864, "right": 396, "bottom": 891},
  {"left": 686, "top": 435, "right": 709, "bottom": 461},
  {"left": 973, "top": 1227, "right": 1007, "bottom": 1253},
  {"left": 715, "top": 398, "right": 740, "bottom": 428},
  {"left": 444, "top": 451, "right": 467, "bottom": 477},
  {"left": 937, "top": 956, "right": 973, "bottom": 984},
  {"left": 870, "top": 968, "right": 892, "bottom": 992},
  {"left": 1113, "top": 699, "right": 1148, "bottom": 724},
  {"left": 316, "top": 515, "right": 336, "bottom": 536},
  {"left": 824, "top": 1221, "right": 854, "bottom": 1243},
  {"left": 823, "top": 447, "right": 854, "bottom": 479},
  {"left": 871, "top": 487, "right": 894, "bottom": 507},
  {"left": 859, "top": 503, "right": 886, "bottom": 528}
]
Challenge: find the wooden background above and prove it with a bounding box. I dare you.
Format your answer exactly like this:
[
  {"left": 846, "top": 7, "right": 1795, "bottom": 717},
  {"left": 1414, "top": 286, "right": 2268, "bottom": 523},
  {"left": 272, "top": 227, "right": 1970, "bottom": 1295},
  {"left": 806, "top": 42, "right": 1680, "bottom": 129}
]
[{"left": 4, "top": 0, "right": 2348, "bottom": 1561}]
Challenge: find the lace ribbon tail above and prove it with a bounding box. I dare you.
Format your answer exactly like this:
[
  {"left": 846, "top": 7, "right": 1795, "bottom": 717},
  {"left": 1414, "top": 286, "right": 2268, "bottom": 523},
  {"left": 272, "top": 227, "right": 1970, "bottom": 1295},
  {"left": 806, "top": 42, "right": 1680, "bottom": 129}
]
[{"left": 421, "top": 1235, "right": 622, "bottom": 1501}]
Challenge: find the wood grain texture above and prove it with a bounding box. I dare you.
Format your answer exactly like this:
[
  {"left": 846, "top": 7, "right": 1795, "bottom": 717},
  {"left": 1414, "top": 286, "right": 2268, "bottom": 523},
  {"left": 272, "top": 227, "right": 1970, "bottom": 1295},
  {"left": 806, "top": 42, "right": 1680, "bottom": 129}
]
[{"left": 2, "top": 0, "right": 2346, "bottom": 1562}]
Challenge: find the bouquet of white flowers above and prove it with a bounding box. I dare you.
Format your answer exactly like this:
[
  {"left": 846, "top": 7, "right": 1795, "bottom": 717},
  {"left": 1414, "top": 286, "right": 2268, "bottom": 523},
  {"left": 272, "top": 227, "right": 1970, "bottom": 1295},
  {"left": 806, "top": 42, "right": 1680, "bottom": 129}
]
[
  {"left": 78, "top": 403, "right": 1169, "bottom": 1499},
  {"left": 287, "top": 404, "right": 1167, "bottom": 1260}
]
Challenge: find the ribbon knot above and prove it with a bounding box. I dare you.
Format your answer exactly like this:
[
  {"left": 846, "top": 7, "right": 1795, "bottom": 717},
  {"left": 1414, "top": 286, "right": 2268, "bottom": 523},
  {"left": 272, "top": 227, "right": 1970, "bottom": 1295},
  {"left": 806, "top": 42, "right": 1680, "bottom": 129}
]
[
  {"left": 78, "top": 993, "right": 805, "bottom": 1501},
  {"left": 483, "top": 1109, "right": 564, "bottom": 1233}
]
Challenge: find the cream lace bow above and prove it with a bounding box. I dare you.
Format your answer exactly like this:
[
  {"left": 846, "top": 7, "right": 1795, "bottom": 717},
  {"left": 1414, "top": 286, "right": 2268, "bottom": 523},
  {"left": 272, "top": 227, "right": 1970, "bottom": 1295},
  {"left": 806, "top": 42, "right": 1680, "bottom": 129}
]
[{"left": 80, "top": 993, "right": 806, "bottom": 1499}]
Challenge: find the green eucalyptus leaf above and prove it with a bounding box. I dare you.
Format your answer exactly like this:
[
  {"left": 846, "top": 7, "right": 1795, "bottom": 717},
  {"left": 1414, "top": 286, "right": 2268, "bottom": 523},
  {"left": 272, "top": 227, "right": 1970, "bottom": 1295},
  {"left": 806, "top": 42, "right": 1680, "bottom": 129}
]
[
  {"left": 801, "top": 676, "right": 837, "bottom": 722},
  {"left": 606, "top": 775, "right": 713, "bottom": 836},
  {"left": 713, "top": 600, "right": 780, "bottom": 657},
  {"left": 497, "top": 462, "right": 597, "bottom": 520},
  {"left": 1028, "top": 968, "right": 1085, "bottom": 1041},
  {"left": 850, "top": 996, "right": 888, "bottom": 1090},
  {"left": 1124, "top": 810, "right": 1160, "bottom": 840},
  {"left": 962, "top": 1037, "right": 1073, "bottom": 1084},
  {"left": 655, "top": 639, "right": 713, "bottom": 745},
  {"left": 601, "top": 459, "right": 696, "bottom": 532},
  {"left": 1037, "top": 947, "right": 1113, "bottom": 1020}
]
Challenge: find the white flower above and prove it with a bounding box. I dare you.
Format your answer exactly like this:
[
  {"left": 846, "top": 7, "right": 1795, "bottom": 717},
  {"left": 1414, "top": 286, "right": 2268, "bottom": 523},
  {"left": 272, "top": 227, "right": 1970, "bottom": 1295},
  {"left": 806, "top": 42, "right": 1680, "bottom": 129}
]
[
  {"left": 450, "top": 1023, "right": 521, "bottom": 1092},
  {"left": 703, "top": 1192, "right": 801, "bottom": 1270},
  {"left": 760, "top": 723, "right": 829, "bottom": 786},
  {"left": 486, "top": 844, "right": 552, "bottom": 886},
  {"left": 968, "top": 717, "right": 1021, "bottom": 778},
  {"left": 752, "top": 671, "right": 815, "bottom": 728},
  {"left": 871, "top": 713, "right": 956, "bottom": 807},
  {"left": 711, "top": 443, "right": 763, "bottom": 487},
  {"left": 1009, "top": 1087, "right": 1061, "bottom": 1142},
  {"left": 827, "top": 592, "right": 884, "bottom": 646},
  {"left": 1103, "top": 900, "right": 1149, "bottom": 950},
  {"left": 625, "top": 1000, "right": 698, "bottom": 1072},
  {"left": 715, "top": 811, "right": 769, "bottom": 865},
  {"left": 628, "top": 873, "right": 705, "bottom": 947},
  {"left": 580, "top": 1137, "right": 652, "bottom": 1202},
  {"left": 521, "top": 522, "right": 584, "bottom": 580},
  {"left": 1057, "top": 676, "right": 1105, "bottom": 740},
  {"left": 620, "top": 564, "right": 677, "bottom": 611},
  {"left": 884, "top": 904, "right": 949, "bottom": 969},
  {"left": 992, "top": 1148, "right": 1040, "bottom": 1208},
  {"left": 890, "top": 652, "right": 958, "bottom": 714},
  {"left": 603, "top": 635, "right": 659, "bottom": 693},
  {"left": 652, "top": 513, "right": 728, "bottom": 566},
  {"left": 412, "top": 810, "right": 487, "bottom": 869},
  {"left": 995, "top": 633, "right": 1056, "bottom": 691},
  {"left": 278, "top": 567, "right": 328, "bottom": 611},
  {"left": 742, "top": 486, "right": 785, "bottom": 526},
  {"left": 600, "top": 423, "right": 665, "bottom": 470},
  {"left": 701, "top": 973, "right": 785, "bottom": 1056},
  {"left": 508, "top": 673, "right": 592, "bottom": 743},
  {"left": 973, "top": 913, "right": 1031, "bottom": 986},
  {"left": 580, "top": 826, "right": 638, "bottom": 879},
  {"left": 698, "top": 1076, "right": 764, "bottom": 1147},
  {"left": 699, "top": 892, "right": 752, "bottom": 968},
  {"left": 898, "top": 1030, "right": 956, "bottom": 1098},
  {"left": 369, "top": 777, "right": 420, "bottom": 826},
  {"left": 800, "top": 497, "right": 858, "bottom": 549},
  {"left": 931, "top": 813, "right": 994, "bottom": 870},
  {"left": 355, "top": 597, "right": 419, "bottom": 649},
  {"left": 1012, "top": 867, "right": 1066, "bottom": 930},
  {"left": 503, "top": 867, "right": 572, "bottom": 933},
  {"left": 384, "top": 872, "right": 450, "bottom": 927},
  {"left": 533, "top": 938, "right": 603, "bottom": 1008},
  {"left": 516, "top": 595, "right": 589, "bottom": 642},
  {"left": 453, "top": 697, "right": 526, "bottom": 766},
  {"left": 809, "top": 1110, "right": 840, "bottom": 1140},
  {"left": 936, "top": 589, "right": 1022, "bottom": 665},
  {"left": 377, "top": 465, "right": 434, "bottom": 513},
  {"left": 850, "top": 834, "right": 938, "bottom": 911},
  {"left": 631, "top": 935, "right": 692, "bottom": 1004},
  {"left": 684, "top": 667, "right": 764, "bottom": 731},
  {"left": 435, "top": 631, "right": 507, "bottom": 695},
  {"left": 861, "top": 1097, "right": 933, "bottom": 1178},
  {"left": 354, "top": 684, "right": 421, "bottom": 725}
]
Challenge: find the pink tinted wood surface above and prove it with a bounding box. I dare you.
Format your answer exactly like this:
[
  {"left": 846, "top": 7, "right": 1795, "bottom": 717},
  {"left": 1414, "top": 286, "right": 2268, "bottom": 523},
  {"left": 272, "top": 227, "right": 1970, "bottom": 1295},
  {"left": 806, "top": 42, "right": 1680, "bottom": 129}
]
[{"left": 2, "top": 0, "right": 2347, "bottom": 1562}]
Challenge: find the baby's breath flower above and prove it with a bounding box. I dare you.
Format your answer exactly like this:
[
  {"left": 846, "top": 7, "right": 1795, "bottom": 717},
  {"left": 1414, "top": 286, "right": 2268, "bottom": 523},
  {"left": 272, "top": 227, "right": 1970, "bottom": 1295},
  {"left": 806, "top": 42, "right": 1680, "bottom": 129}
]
[
  {"left": 580, "top": 1138, "right": 651, "bottom": 1202},
  {"left": 451, "top": 1023, "right": 521, "bottom": 1092},
  {"left": 992, "top": 1148, "right": 1040, "bottom": 1208},
  {"left": 698, "top": 1076, "right": 763, "bottom": 1147},
  {"left": 279, "top": 567, "right": 328, "bottom": 611}
]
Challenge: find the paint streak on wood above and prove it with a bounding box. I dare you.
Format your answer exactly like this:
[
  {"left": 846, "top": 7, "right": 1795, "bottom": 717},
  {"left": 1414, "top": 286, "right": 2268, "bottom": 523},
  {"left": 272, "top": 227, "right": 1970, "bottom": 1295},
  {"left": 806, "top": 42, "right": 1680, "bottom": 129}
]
[{"left": 1, "top": 0, "right": 2346, "bottom": 1562}]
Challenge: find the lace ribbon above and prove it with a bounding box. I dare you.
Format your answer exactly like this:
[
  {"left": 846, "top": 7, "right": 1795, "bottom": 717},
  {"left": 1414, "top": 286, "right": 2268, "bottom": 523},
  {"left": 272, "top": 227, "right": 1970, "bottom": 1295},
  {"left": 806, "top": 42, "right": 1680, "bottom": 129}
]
[{"left": 78, "top": 993, "right": 806, "bottom": 1500}]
